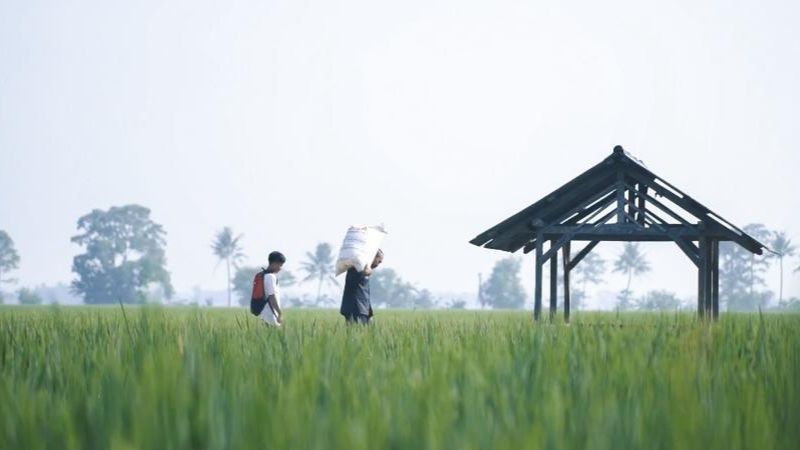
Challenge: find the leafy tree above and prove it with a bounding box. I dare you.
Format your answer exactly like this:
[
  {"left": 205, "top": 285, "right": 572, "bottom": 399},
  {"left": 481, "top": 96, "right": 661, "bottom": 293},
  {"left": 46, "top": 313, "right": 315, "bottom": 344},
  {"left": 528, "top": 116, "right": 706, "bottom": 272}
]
[
  {"left": 17, "top": 287, "right": 43, "bottom": 305},
  {"left": 613, "top": 243, "right": 651, "bottom": 293},
  {"left": 71, "top": 205, "right": 173, "bottom": 304},
  {"left": 414, "top": 289, "right": 436, "bottom": 310},
  {"left": 233, "top": 265, "right": 296, "bottom": 307},
  {"left": 615, "top": 289, "right": 634, "bottom": 311},
  {"left": 769, "top": 231, "right": 796, "bottom": 305},
  {"left": 636, "top": 290, "right": 682, "bottom": 311},
  {"left": 570, "top": 252, "right": 606, "bottom": 310},
  {"left": 742, "top": 224, "right": 773, "bottom": 298},
  {"left": 448, "top": 299, "right": 467, "bottom": 309},
  {"left": 481, "top": 257, "right": 526, "bottom": 309},
  {"left": 371, "top": 268, "right": 418, "bottom": 308},
  {"left": 211, "top": 227, "right": 245, "bottom": 307},
  {"left": 301, "top": 243, "right": 339, "bottom": 305},
  {"left": 719, "top": 240, "right": 766, "bottom": 311},
  {"left": 0, "top": 230, "right": 20, "bottom": 288}
]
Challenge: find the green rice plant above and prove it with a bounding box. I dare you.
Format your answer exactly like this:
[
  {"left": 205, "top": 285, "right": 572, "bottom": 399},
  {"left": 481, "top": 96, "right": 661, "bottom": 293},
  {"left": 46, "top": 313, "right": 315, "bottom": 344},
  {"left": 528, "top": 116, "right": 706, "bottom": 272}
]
[{"left": 0, "top": 306, "right": 798, "bottom": 450}]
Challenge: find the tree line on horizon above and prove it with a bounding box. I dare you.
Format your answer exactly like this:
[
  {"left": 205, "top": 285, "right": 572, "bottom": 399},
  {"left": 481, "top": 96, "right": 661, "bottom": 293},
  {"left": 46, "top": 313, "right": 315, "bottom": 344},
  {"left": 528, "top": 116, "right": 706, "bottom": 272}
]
[{"left": 0, "top": 204, "right": 799, "bottom": 311}]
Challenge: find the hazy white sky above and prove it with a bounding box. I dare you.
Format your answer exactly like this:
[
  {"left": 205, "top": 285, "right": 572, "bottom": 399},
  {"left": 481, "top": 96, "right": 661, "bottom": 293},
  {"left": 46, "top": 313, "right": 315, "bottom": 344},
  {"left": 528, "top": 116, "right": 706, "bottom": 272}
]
[{"left": 1, "top": 0, "right": 799, "bottom": 305}]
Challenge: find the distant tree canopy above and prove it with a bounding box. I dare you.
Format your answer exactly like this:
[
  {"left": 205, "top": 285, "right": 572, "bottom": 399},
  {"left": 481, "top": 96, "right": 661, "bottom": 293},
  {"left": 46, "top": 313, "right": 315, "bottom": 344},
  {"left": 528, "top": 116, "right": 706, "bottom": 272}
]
[
  {"left": 636, "top": 290, "right": 682, "bottom": 311},
  {"left": 0, "top": 230, "right": 20, "bottom": 287},
  {"left": 371, "top": 268, "right": 418, "bottom": 309},
  {"left": 17, "top": 287, "right": 43, "bottom": 305},
  {"left": 720, "top": 223, "right": 774, "bottom": 311},
  {"left": 570, "top": 252, "right": 606, "bottom": 309},
  {"left": 71, "top": 205, "right": 173, "bottom": 304},
  {"left": 482, "top": 257, "right": 526, "bottom": 309}
]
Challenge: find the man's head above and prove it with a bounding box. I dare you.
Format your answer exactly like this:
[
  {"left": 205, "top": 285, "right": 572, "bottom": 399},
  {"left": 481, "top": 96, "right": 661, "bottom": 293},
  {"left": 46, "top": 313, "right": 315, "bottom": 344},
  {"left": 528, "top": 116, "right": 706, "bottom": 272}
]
[
  {"left": 371, "top": 249, "right": 384, "bottom": 269},
  {"left": 268, "top": 251, "right": 286, "bottom": 273}
]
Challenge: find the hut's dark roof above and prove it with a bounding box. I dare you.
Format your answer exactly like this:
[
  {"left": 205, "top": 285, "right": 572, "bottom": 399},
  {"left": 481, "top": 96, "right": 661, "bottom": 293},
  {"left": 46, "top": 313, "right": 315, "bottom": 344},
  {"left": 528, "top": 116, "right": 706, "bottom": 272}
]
[{"left": 469, "top": 146, "right": 767, "bottom": 255}]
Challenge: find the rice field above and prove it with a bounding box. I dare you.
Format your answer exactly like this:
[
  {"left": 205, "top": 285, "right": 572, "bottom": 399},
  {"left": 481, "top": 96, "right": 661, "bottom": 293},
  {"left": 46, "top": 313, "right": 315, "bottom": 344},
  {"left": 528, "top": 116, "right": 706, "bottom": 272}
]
[{"left": 1, "top": 306, "right": 798, "bottom": 450}]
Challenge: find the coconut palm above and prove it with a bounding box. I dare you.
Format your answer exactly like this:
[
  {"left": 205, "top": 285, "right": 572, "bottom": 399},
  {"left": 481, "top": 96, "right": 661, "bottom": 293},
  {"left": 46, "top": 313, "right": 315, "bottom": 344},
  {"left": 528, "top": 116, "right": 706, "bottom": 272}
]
[
  {"left": 301, "top": 243, "right": 339, "bottom": 305},
  {"left": 211, "top": 227, "right": 245, "bottom": 307},
  {"left": 770, "top": 232, "right": 796, "bottom": 304},
  {"left": 613, "top": 242, "right": 651, "bottom": 292}
]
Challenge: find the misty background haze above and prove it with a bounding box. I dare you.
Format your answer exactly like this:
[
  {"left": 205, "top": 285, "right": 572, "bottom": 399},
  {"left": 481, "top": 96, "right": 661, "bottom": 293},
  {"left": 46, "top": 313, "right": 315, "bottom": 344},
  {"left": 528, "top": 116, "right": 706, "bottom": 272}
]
[{"left": 1, "top": 0, "right": 799, "bottom": 308}]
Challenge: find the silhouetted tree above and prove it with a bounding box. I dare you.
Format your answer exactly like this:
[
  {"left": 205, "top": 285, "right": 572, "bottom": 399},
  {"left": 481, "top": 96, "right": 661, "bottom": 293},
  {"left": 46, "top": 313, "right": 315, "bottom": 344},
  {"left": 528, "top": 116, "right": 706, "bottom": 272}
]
[
  {"left": 636, "top": 290, "right": 682, "bottom": 311},
  {"left": 0, "top": 230, "right": 20, "bottom": 288},
  {"left": 571, "top": 252, "right": 606, "bottom": 309},
  {"left": 414, "top": 289, "right": 436, "bottom": 309},
  {"left": 481, "top": 257, "right": 526, "bottom": 309},
  {"left": 17, "top": 287, "right": 43, "bottom": 305},
  {"left": 301, "top": 243, "right": 338, "bottom": 305},
  {"left": 211, "top": 227, "right": 245, "bottom": 307},
  {"left": 742, "top": 224, "right": 773, "bottom": 298},
  {"left": 613, "top": 243, "right": 650, "bottom": 292},
  {"left": 371, "top": 268, "right": 418, "bottom": 308},
  {"left": 71, "top": 205, "right": 173, "bottom": 304},
  {"left": 770, "top": 231, "right": 796, "bottom": 305}
]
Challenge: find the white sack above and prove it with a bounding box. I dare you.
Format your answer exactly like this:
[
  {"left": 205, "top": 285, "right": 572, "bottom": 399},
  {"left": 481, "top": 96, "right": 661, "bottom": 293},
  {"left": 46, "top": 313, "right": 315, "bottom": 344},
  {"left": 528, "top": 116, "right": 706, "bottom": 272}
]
[{"left": 335, "top": 224, "right": 387, "bottom": 276}]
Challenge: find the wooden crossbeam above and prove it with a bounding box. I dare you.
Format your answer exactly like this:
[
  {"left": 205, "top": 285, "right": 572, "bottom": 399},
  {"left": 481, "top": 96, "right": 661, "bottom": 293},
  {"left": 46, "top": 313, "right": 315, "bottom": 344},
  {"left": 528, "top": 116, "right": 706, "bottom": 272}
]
[
  {"left": 624, "top": 182, "right": 691, "bottom": 226},
  {"left": 522, "top": 188, "right": 615, "bottom": 255},
  {"left": 567, "top": 241, "right": 600, "bottom": 271},
  {"left": 540, "top": 208, "right": 616, "bottom": 261},
  {"left": 625, "top": 201, "right": 700, "bottom": 267}
]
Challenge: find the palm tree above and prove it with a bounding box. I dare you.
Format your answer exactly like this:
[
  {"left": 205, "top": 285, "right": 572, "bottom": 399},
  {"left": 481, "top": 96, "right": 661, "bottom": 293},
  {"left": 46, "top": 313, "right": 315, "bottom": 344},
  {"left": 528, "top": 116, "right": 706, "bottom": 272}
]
[
  {"left": 613, "top": 242, "right": 651, "bottom": 292},
  {"left": 211, "top": 227, "right": 245, "bottom": 307},
  {"left": 301, "top": 243, "right": 339, "bottom": 305},
  {"left": 770, "top": 231, "right": 796, "bottom": 304}
]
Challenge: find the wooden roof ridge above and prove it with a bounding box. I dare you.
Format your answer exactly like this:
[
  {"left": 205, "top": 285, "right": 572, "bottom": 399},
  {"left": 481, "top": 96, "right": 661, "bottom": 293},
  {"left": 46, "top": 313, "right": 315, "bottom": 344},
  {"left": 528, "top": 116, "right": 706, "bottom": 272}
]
[{"left": 470, "top": 145, "right": 768, "bottom": 255}]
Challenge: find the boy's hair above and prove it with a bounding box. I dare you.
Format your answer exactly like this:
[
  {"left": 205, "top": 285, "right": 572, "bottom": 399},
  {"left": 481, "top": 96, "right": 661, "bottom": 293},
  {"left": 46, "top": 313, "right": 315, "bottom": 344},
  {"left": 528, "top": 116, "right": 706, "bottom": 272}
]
[
  {"left": 376, "top": 249, "right": 384, "bottom": 257},
  {"left": 268, "top": 251, "right": 286, "bottom": 264}
]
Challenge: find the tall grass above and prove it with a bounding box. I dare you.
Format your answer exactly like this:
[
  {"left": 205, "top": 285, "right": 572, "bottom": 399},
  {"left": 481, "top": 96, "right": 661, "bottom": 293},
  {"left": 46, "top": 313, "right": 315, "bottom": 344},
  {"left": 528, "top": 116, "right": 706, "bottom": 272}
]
[{"left": 1, "top": 307, "right": 798, "bottom": 449}]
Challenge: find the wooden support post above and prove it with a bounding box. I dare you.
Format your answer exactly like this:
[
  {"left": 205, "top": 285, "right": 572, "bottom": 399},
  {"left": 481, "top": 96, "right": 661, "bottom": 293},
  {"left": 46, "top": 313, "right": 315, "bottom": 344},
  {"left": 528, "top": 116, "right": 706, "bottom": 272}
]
[
  {"left": 550, "top": 239, "right": 558, "bottom": 322},
  {"left": 616, "top": 171, "right": 626, "bottom": 224},
  {"left": 562, "top": 241, "right": 571, "bottom": 323},
  {"left": 636, "top": 184, "right": 647, "bottom": 225},
  {"left": 698, "top": 236, "right": 708, "bottom": 319},
  {"left": 711, "top": 239, "right": 720, "bottom": 320},
  {"left": 534, "top": 234, "right": 543, "bottom": 321},
  {"left": 705, "top": 238, "right": 714, "bottom": 317}
]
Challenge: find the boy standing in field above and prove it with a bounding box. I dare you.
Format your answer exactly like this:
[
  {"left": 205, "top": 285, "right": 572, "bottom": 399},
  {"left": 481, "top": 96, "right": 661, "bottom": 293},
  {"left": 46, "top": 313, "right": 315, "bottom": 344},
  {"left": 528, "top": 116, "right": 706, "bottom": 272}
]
[
  {"left": 256, "top": 251, "right": 286, "bottom": 327},
  {"left": 339, "top": 249, "right": 383, "bottom": 324}
]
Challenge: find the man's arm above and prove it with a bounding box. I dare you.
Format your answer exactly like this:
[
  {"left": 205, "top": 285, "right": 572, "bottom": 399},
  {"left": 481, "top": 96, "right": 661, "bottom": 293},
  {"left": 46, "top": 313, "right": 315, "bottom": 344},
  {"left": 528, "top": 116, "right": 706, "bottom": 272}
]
[{"left": 267, "top": 295, "right": 282, "bottom": 321}]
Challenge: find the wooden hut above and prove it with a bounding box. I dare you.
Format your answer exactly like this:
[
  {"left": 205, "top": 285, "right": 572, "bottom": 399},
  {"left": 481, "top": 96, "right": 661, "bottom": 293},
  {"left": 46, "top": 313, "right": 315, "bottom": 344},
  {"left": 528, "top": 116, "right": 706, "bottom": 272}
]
[{"left": 470, "top": 146, "right": 768, "bottom": 321}]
